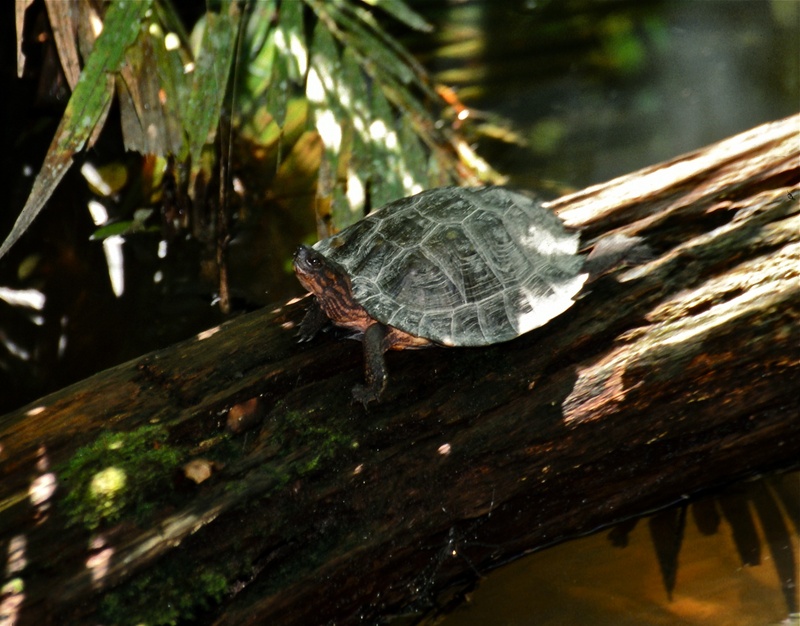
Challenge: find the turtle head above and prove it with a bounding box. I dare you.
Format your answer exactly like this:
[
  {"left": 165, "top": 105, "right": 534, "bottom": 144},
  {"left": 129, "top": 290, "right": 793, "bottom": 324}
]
[{"left": 293, "top": 244, "right": 347, "bottom": 297}]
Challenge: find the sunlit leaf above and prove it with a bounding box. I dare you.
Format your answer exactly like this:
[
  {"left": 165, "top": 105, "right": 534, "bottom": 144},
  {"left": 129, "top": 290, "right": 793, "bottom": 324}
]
[
  {"left": 90, "top": 221, "right": 157, "bottom": 241},
  {"left": 296, "top": 0, "right": 495, "bottom": 228},
  {"left": 281, "top": 0, "right": 308, "bottom": 84},
  {"left": 321, "top": 1, "right": 415, "bottom": 87},
  {"left": 340, "top": 46, "right": 371, "bottom": 197},
  {"left": 0, "top": 0, "right": 153, "bottom": 261},
  {"left": 306, "top": 18, "right": 342, "bottom": 111},
  {"left": 397, "top": 118, "right": 429, "bottom": 190},
  {"left": 90, "top": 209, "right": 156, "bottom": 240},
  {"left": 366, "top": 85, "right": 404, "bottom": 209},
  {"left": 185, "top": 2, "right": 241, "bottom": 165},
  {"left": 307, "top": 18, "right": 345, "bottom": 207},
  {"left": 345, "top": 0, "right": 433, "bottom": 86},
  {"left": 361, "top": 0, "right": 432, "bottom": 32},
  {"left": 237, "top": 1, "right": 285, "bottom": 142},
  {"left": 116, "top": 22, "right": 185, "bottom": 156},
  {"left": 240, "top": 1, "right": 278, "bottom": 98},
  {"left": 148, "top": 23, "right": 194, "bottom": 153}
]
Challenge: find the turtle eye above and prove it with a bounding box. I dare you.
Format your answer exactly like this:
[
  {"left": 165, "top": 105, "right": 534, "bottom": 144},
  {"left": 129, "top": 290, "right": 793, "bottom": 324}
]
[{"left": 309, "top": 256, "right": 322, "bottom": 268}]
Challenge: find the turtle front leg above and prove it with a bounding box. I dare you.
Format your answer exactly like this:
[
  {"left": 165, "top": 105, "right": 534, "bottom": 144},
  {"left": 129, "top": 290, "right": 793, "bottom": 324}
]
[
  {"left": 297, "top": 298, "right": 329, "bottom": 342},
  {"left": 352, "top": 323, "right": 388, "bottom": 407}
]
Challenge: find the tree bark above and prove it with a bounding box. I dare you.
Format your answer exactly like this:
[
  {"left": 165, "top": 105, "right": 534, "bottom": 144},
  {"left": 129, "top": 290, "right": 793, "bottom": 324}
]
[{"left": 1, "top": 114, "right": 798, "bottom": 626}]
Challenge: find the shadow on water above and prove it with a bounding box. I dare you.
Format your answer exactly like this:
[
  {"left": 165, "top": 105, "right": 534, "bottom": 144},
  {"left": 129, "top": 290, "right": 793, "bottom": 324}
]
[{"left": 434, "top": 471, "right": 799, "bottom": 626}]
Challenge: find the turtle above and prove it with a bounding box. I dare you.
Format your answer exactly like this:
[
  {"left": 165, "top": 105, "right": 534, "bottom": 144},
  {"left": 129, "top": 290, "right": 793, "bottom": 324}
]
[{"left": 293, "top": 186, "right": 629, "bottom": 406}]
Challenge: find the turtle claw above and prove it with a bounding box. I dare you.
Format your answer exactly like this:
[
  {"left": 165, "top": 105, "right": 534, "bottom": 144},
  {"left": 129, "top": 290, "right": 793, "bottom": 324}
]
[
  {"left": 297, "top": 299, "right": 328, "bottom": 342},
  {"left": 296, "top": 327, "right": 317, "bottom": 343},
  {"left": 351, "top": 384, "right": 380, "bottom": 408}
]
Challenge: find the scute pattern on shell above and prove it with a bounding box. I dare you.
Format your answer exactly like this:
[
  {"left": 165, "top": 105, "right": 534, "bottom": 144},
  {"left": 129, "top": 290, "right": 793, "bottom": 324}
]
[{"left": 313, "top": 187, "right": 587, "bottom": 346}]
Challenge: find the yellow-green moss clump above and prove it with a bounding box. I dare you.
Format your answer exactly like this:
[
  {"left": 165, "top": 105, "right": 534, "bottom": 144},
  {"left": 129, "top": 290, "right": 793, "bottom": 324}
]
[
  {"left": 58, "top": 424, "right": 184, "bottom": 530},
  {"left": 100, "top": 558, "right": 230, "bottom": 626},
  {"left": 278, "top": 410, "right": 356, "bottom": 473}
]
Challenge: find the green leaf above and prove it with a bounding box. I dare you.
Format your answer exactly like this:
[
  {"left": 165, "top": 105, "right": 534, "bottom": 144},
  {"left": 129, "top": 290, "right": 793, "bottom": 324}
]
[
  {"left": 90, "top": 221, "right": 133, "bottom": 240},
  {"left": 361, "top": 0, "right": 433, "bottom": 32},
  {"left": 237, "top": 1, "right": 283, "bottom": 135},
  {"left": 323, "top": 2, "right": 415, "bottom": 86},
  {"left": 116, "top": 22, "right": 185, "bottom": 156},
  {"left": 185, "top": 2, "right": 242, "bottom": 165},
  {"left": 398, "top": 117, "right": 429, "bottom": 189},
  {"left": 340, "top": 46, "right": 371, "bottom": 184},
  {"left": 90, "top": 209, "right": 156, "bottom": 240},
  {"left": 280, "top": 0, "right": 308, "bottom": 84},
  {"left": 307, "top": 19, "right": 345, "bottom": 166},
  {"left": 367, "top": 85, "right": 404, "bottom": 208},
  {"left": 0, "top": 0, "right": 152, "bottom": 261}
]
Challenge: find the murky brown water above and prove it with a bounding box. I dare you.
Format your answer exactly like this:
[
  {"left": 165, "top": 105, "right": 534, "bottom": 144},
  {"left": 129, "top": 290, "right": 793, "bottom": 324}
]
[{"left": 438, "top": 472, "right": 799, "bottom": 625}]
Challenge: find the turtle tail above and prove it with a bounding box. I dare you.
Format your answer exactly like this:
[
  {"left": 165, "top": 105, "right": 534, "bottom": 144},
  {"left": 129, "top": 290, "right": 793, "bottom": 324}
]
[{"left": 583, "top": 233, "right": 653, "bottom": 280}]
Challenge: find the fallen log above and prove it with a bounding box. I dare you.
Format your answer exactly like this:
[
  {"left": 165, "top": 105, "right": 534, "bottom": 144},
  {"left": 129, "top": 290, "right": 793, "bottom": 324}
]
[{"left": 1, "top": 113, "right": 798, "bottom": 625}]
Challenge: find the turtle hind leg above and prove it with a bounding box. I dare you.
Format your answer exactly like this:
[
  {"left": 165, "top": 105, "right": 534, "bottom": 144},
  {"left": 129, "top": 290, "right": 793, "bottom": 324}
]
[{"left": 352, "top": 323, "right": 388, "bottom": 407}]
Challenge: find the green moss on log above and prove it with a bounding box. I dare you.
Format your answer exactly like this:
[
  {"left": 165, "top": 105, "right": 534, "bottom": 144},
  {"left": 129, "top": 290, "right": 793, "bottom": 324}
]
[{"left": 58, "top": 424, "right": 185, "bottom": 530}]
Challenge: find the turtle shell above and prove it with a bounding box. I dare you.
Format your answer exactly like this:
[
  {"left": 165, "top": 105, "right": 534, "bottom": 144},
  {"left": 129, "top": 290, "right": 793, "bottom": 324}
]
[{"left": 313, "top": 187, "right": 587, "bottom": 347}]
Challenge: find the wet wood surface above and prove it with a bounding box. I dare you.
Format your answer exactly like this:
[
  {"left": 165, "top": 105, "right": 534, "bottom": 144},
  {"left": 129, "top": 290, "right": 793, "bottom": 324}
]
[{"left": 1, "top": 113, "right": 798, "bottom": 625}]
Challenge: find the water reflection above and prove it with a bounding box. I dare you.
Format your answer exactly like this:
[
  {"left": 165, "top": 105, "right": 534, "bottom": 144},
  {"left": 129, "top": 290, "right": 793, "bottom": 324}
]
[{"left": 437, "top": 471, "right": 799, "bottom": 626}]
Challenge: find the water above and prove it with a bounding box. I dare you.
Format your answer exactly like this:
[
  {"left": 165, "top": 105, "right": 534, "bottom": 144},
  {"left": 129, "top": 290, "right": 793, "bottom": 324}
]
[{"left": 436, "top": 472, "right": 799, "bottom": 625}]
